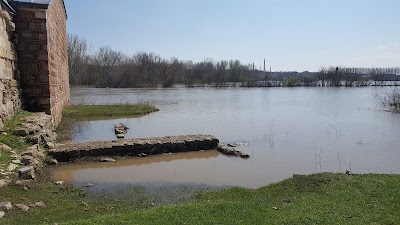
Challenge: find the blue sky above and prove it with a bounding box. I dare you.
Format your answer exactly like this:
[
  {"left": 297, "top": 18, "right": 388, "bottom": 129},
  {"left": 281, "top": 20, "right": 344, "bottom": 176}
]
[{"left": 64, "top": 0, "right": 400, "bottom": 72}]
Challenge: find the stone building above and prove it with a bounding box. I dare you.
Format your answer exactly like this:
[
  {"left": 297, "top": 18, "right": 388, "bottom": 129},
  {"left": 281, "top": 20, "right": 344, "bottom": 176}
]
[{"left": 0, "top": 0, "right": 69, "bottom": 128}]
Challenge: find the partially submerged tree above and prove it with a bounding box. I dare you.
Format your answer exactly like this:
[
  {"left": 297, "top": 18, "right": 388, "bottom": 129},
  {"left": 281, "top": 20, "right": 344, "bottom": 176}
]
[{"left": 377, "top": 88, "right": 400, "bottom": 113}]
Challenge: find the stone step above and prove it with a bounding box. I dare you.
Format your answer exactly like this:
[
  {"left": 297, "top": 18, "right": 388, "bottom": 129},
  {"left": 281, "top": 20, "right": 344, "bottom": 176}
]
[{"left": 49, "top": 134, "right": 219, "bottom": 162}]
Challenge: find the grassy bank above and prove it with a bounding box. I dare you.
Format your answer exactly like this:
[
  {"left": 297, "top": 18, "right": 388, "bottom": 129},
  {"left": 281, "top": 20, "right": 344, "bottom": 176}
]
[
  {"left": 57, "top": 104, "right": 159, "bottom": 142},
  {"left": 0, "top": 111, "right": 32, "bottom": 160},
  {"left": 64, "top": 173, "right": 400, "bottom": 225},
  {"left": 1, "top": 173, "right": 399, "bottom": 224}
]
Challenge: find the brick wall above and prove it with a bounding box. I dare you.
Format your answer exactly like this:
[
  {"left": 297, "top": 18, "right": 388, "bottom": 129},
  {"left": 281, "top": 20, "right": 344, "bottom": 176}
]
[
  {"left": 0, "top": 4, "right": 21, "bottom": 128},
  {"left": 13, "top": 0, "right": 69, "bottom": 127},
  {"left": 46, "top": 0, "right": 69, "bottom": 127},
  {"left": 14, "top": 8, "right": 50, "bottom": 114}
]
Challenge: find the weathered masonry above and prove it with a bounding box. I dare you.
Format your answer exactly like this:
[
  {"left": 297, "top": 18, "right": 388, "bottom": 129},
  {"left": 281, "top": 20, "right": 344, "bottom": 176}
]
[
  {"left": 0, "top": 0, "right": 69, "bottom": 128},
  {"left": 49, "top": 135, "right": 220, "bottom": 162}
]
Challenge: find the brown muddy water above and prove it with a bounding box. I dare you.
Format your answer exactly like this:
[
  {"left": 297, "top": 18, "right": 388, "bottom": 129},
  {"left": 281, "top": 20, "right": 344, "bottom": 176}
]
[{"left": 50, "top": 87, "right": 400, "bottom": 191}]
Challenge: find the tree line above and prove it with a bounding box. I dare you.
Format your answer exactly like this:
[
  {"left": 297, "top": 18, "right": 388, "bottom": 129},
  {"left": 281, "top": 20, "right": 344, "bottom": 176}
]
[
  {"left": 68, "top": 34, "right": 400, "bottom": 88},
  {"left": 68, "top": 34, "right": 262, "bottom": 88}
]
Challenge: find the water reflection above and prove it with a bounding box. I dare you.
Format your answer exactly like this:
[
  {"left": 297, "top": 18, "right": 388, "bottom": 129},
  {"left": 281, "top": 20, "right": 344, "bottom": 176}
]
[
  {"left": 53, "top": 87, "right": 400, "bottom": 190},
  {"left": 52, "top": 150, "right": 220, "bottom": 184}
]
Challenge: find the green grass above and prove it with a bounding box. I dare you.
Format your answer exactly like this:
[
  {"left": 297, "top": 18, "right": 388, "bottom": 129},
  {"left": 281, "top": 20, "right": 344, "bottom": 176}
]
[
  {"left": 59, "top": 173, "right": 400, "bottom": 225},
  {"left": 57, "top": 104, "right": 159, "bottom": 142},
  {"left": 0, "top": 180, "right": 155, "bottom": 225},
  {"left": 1, "top": 173, "right": 399, "bottom": 224},
  {"left": 0, "top": 110, "right": 32, "bottom": 152}
]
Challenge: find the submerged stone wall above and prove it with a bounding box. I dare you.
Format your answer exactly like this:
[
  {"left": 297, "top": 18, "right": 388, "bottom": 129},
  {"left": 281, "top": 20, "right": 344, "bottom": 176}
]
[
  {"left": 49, "top": 135, "right": 220, "bottom": 162},
  {"left": 0, "top": 3, "right": 21, "bottom": 128}
]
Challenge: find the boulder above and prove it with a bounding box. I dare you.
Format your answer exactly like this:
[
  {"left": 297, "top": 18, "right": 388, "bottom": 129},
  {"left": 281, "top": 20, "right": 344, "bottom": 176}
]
[
  {"left": 0, "top": 179, "right": 11, "bottom": 188},
  {"left": 15, "top": 204, "right": 29, "bottom": 212},
  {"left": 15, "top": 180, "right": 35, "bottom": 189},
  {"left": 34, "top": 202, "right": 46, "bottom": 207},
  {"left": 100, "top": 157, "right": 115, "bottom": 162},
  {"left": 7, "top": 163, "right": 18, "bottom": 172},
  {"left": 18, "top": 166, "right": 35, "bottom": 180},
  {"left": 54, "top": 181, "right": 64, "bottom": 185},
  {"left": 46, "top": 158, "right": 58, "bottom": 166},
  {"left": 11, "top": 159, "right": 22, "bottom": 165},
  {"left": 0, "top": 144, "right": 12, "bottom": 152},
  {"left": 16, "top": 129, "right": 29, "bottom": 137},
  {"left": 114, "top": 123, "right": 129, "bottom": 139},
  {"left": 0, "top": 211, "right": 4, "bottom": 219},
  {"left": 45, "top": 142, "right": 55, "bottom": 149},
  {"left": 0, "top": 202, "right": 12, "bottom": 211},
  {"left": 25, "top": 136, "right": 40, "bottom": 145},
  {"left": 217, "top": 144, "right": 250, "bottom": 159}
]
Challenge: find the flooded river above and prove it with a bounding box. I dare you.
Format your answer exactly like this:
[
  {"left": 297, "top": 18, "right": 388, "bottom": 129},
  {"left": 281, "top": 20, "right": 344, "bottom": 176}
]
[{"left": 51, "top": 87, "right": 400, "bottom": 190}]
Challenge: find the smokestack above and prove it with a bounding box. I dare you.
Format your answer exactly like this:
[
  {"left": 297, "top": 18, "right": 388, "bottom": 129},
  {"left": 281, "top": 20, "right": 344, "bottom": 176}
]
[{"left": 264, "top": 59, "right": 266, "bottom": 72}]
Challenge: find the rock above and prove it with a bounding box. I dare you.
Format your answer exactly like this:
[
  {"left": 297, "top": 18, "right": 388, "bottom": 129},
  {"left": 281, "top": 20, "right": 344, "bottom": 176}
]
[
  {"left": 21, "top": 151, "right": 33, "bottom": 157},
  {"left": 34, "top": 202, "right": 46, "bottom": 207},
  {"left": 15, "top": 204, "right": 29, "bottom": 212},
  {"left": 16, "top": 129, "right": 29, "bottom": 137},
  {"left": 45, "top": 142, "right": 55, "bottom": 149},
  {"left": 138, "top": 153, "right": 148, "bottom": 157},
  {"left": 0, "top": 179, "right": 11, "bottom": 188},
  {"left": 15, "top": 180, "right": 34, "bottom": 189},
  {"left": 115, "top": 123, "right": 129, "bottom": 138},
  {"left": 7, "top": 163, "right": 18, "bottom": 172},
  {"left": 11, "top": 159, "right": 22, "bottom": 165},
  {"left": 25, "top": 136, "right": 40, "bottom": 145},
  {"left": 85, "top": 183, "right": 93, "bottom": 188},
  {"left": 21, "top": 155, "right": 34, "bottom": 166},
  {"left": 217, "top": 144, "right": 250, "bottom": 159},
  {"left": 54, "top": 181, "right": 64, "bottom": 185},
  {"left": 100, "top": 157, "right": 115, "bottom": 162},
  {"left": 150, "top": 202, "right": 155, "bottom": 206},
  {"left": 18, "top": 166, "right": 35, "bottom": 180},
  {"left": 0, "top": 211, "right": 4, "bottom": 219},
  {"left": 0, "top": 144, "right": 12, "bottom": 152},
  {"left": 46, "top": 158, "right": 58, "bottom": 165},
  {"left": 227, "top": 144, "right": 238, "bottom": 147},
  {"left": 0, "top": 202, "right": 12, "bottom": 211}
]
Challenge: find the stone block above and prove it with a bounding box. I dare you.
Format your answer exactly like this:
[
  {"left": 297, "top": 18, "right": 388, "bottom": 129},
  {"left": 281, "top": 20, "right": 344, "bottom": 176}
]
[
  {"left": 6, "top": 101, "right": 13, "bottom": 114},
  {"left": 0, "top": 202, "right": 12, "bottom": 211},
  {"left": 31, "top": 63, "right": 39, "bottom": 70},
  {"left": 10, "top": 79, "right": 17, "bottom": 88},
  {"left": 39, "top": 98, "right": 50, "bottom": 105},
  {"left": 38, "top": 33, "right": 46, "bottom": 40},
  {"left": 34, "top": 12, "right": 47, "bottom": 19},
  {"left": 18, "top": 166, "right": 35, "bottom": 180},
  {"left": 21, "top": 31, "right": 31, "bottom": 38},
  {"left": 28, "top": 22, "right": 36, "bottom": 30},
  {"left": 39, "top": 74, "right": 49, "bottom": 83},
  {"left": 39, "top": 23, "right": 46, "bottom": 31},
  {"left": 29, "top": 43, "right": 38, "bottom": 51},
  {"left": 6, "top": 22, "right": 15, "bottom": 32}
]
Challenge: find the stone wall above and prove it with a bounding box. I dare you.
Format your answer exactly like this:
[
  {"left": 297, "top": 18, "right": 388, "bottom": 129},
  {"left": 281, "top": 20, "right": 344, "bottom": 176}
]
[
  {"left": 46, "top": 0, "right": 69, "bottom": 127},
  {"left": 12, "top": 0, "right": 69, "bottom": 127},
  {"left": 13, "top": 8, "right": 50, "bottom": 114},
  {"left": 0, "top": 4, "right": 20, "bottom": 128}
]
